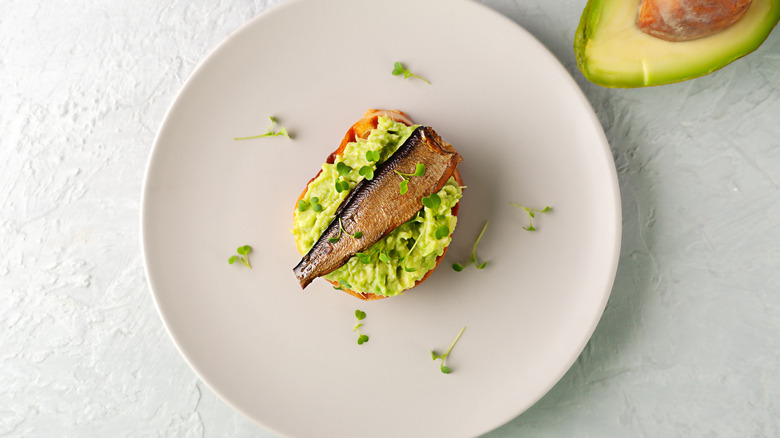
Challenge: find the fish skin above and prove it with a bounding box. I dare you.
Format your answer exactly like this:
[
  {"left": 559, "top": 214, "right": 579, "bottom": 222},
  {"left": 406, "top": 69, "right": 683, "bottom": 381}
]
[{"left": 293, "top": 126, "right": 462, "bottom": 289}]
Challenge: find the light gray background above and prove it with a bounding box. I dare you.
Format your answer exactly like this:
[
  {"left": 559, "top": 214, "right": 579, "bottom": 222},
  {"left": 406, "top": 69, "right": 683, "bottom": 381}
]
[{"left": 2, "top": 0, "right": 779, "bottom": 437}]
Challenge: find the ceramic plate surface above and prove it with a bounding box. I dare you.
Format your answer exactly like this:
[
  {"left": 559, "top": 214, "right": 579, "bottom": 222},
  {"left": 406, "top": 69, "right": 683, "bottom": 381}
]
[{"left": 141, "top": 0, "right": 621, "bottom": 436}]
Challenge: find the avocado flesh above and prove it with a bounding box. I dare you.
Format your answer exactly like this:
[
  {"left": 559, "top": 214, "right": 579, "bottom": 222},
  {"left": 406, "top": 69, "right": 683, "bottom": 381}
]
[{"left": 575, "top": 0, "right": 780, "bottom": 87}]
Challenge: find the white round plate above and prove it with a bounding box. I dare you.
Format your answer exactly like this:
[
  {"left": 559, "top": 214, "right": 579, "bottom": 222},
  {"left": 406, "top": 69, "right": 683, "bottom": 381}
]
[{"left": 141, "top": 0, "right": 621, "bottom": 437}]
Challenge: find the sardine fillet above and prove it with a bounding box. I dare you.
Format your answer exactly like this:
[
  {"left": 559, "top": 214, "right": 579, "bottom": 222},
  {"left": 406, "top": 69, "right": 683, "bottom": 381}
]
[{"left": 293, "top": 126, "right": 462, "bottom": 289}]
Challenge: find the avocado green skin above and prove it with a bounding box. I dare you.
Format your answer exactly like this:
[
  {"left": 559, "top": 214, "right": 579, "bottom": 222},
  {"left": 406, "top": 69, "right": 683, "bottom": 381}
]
[{"left": 574, "top": 0, "right": 780, "bottom": 88}]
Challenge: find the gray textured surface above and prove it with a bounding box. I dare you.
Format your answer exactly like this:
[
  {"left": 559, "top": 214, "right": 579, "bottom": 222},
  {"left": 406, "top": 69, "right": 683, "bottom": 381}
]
[{"left": 2, "top": 0, "right": 779, "bottom": 436}]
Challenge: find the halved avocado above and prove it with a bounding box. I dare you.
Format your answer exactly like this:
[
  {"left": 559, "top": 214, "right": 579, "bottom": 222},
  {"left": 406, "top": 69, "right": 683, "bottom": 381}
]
[{"left": 575, "top": 0, "right": 780, "bottom": 87}]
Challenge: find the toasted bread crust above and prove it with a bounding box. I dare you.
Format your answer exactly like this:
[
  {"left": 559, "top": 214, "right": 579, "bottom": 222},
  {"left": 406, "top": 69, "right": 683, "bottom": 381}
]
[{"left": 294, "top": 109, "right": 462, "bottom": 300}]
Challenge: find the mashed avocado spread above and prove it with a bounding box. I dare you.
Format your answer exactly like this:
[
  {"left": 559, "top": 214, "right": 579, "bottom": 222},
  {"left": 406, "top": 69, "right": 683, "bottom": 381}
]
[{"left": 292, "top": 116, "right": 462, "bottom": 297}]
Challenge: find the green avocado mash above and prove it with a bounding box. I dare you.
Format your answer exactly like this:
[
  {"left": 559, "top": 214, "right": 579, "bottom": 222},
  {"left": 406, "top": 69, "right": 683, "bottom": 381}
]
[{"left": 292, "top": 116, "right": 462, "bottom": 297}]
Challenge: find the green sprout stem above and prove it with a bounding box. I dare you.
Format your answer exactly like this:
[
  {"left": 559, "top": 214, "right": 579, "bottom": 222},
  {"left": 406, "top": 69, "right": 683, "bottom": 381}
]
[
  {"left": 452, "top": 221, "right": 488, "bottom": 272},
  {"left": 394, "top": 163, "right": 425, "bottom": 194},
  {"left": 353, "top": 310, "right": 369, "bottom": 345},
  {"left": 227, "top": 245, "right": 252, "bottom": 269},
  {"left": 431, "top": 326, "right": 466, "bottom": 373},
  {"left": 510, "top": 203, "right": 551, "bottom": 231},
  {"left": 234, "top": 116, "right": 290, "bottom": 140},
  {"left": 392, "top": 61, "right": 431, "bottom": 84}
]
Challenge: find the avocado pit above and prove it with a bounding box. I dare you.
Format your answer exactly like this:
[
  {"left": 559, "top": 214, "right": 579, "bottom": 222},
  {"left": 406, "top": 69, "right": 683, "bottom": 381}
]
[{"left": 638, "top": 0, "right": 753, "bottom": 41}]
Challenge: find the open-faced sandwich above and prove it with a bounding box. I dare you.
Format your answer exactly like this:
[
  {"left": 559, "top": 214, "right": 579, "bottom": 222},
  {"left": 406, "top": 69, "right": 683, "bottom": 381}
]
[{"left": 292, "top": 109, "right": 464, "bottom": 300}]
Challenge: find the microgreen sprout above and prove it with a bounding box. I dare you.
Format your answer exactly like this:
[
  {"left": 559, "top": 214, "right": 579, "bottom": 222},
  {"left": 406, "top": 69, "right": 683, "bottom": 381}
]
[
  {"left": 234, "top": 116, "right": 290, "bottom": 140},
  {"left": 402, "top": 237, "right": 420, "bottom": 272},
  {"left": 394, "top": 163, "right": 426, "bottom": 195},
  {"left": 355, "top": 251, "right": 372, "bottom": 264},
  {"left": 336, "top": 161, "right": 352, "bottom": 176},
  {"left": 328, "top": 218, "right": 363, "bottom": 243},
  {"left": 353, "top": 310, "right": 369, "bottom": 345},
  {"left": 334, "top": 162, "right": 353, "bottom": 193},
  {"left": 431, "top": 326, "right": 466, "bottom": 373},
  {"left": 310, "top": 197, "right": 323, "bottom": 212},
  {"left": 391, "top": 61, "right": 431, "bottom": 84},
  {"left": 452, "top": 221, "right": 489, "bottom": 272},
  {"left": 298, "top": 197, "right": 323, "bottom": 212},
  {"left": 510, "top": 203, "right": 551, "bottom": 231},
  {"left": 227, "top": 245, "right": 252, "bottom": 269}
]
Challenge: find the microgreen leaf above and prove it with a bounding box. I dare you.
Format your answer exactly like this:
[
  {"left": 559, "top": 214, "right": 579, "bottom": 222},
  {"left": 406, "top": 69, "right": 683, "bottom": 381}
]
[
  {"left": 510, "top": 203, "right": 552, "bottom": 231},
  {"left": 421, "top": 193, "right": 441, "bottom": 210},
  {"left": 312, "top": 202, "right": 323, "bottom": 212},
  {"left": 413, "top": 163, "right": 426, "bottom": 177},
  {"left": 434, "top": 225, "right": 450, "bottom": 240},
  {"left": 452, "top": 221, "right": 489, "bottom": 272},
  {"left": 366, "top": 150, "right": 381, "bottom": 162},
  {"left": 379, "top": 252, "right": 391, "bottom": 264},
  {"left": 431, "top": 326, "right": 466, "bottom": 374},
  {"left": 391, "top": 61, "right": 405, "bottom": 76},
  {"left": 328, "top": 237, "right": 339, "bottom": 244},
  {"left": 297, "top": 200, "right": 309, "bottom": 212},
  {"left": 357, "top": 334, "right": 369, "bottom": 345},
  {"left": 228, "top": 245, "right": 252, "bottom": 269},
  {"left": 355, "top": 252, "right": 372, "bottom": 264},
  {"left": 234, "top": 116, "right": 291, "bottom": 140},
  {"left": 391, "top": 61, "right": 431, "bottom": 84},
  {"left": 355, "top": 310, "right": 366, "bottom": 320},
  {"left": 399, "top": 179, "right": 408, "bottom": 195},
  {"left": 353, "top": 231, "right": 364, "bottom": 239},
  {"left": 335, "top": 180, "right": 350, "bottom": 193}
]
